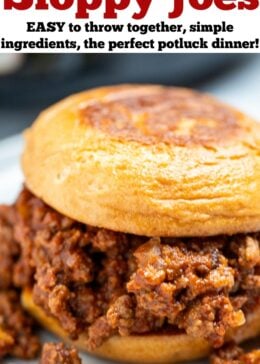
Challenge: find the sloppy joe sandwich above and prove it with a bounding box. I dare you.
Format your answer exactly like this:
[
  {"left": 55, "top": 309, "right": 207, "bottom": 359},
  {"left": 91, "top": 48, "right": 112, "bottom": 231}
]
[{"left": 3, "top": 85, "right": 260, "bottom": 363}]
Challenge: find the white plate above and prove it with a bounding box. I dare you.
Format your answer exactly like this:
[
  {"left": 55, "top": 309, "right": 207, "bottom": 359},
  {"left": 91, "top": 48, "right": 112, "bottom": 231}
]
[{"left": 0, "top": 134, "right": 207, "bottom": 364}]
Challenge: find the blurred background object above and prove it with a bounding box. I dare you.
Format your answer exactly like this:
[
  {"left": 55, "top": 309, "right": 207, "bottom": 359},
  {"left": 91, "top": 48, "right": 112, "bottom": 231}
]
[
  {"left": 0, "top": 53, "right": 259, "bottom": 140},
  {"left": 0, "top": 54, "right": 25, "bottom": 75}
]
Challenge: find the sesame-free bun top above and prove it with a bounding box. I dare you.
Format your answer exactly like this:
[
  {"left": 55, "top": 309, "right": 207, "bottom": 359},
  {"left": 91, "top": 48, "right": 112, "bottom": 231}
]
[{"left": 22, "top": 85, "right": 260, "bottom": 237}]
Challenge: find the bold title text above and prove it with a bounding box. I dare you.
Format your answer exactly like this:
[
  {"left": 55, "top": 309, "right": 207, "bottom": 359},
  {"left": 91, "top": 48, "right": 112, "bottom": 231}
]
[{"left": 3, "top": 0, "right": 259, "bottom": 19}]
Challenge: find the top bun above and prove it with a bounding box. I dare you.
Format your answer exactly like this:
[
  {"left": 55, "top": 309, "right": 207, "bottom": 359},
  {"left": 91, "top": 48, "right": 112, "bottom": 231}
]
[{"left": 22, "top": 85, "right": 260, "bottom": 237}]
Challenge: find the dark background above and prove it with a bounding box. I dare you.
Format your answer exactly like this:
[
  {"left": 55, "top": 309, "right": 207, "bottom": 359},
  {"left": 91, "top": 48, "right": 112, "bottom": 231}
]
[{"left": 0, "top": 53, "right": 258, "bottom": 140}]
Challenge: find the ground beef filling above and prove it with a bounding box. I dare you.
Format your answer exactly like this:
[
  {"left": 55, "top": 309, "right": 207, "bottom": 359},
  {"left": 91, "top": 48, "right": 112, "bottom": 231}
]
[
  {"left": 0, "top": 290, "right": 40, "bottom": 359},
  {"left": 40, "top": 343, "right": 82, "bottom": 364},
  {"left": 0, "top": 205, "right": 20, "bottom": 290},
  {"left": 210, "top": 342, "right": 260, "bottom": 363},
  {"left": 0, "top": 205, "right": 41, "bottom": 359},
  {"left": 10, "top": 189, "right": 260, "bottom": 350}
]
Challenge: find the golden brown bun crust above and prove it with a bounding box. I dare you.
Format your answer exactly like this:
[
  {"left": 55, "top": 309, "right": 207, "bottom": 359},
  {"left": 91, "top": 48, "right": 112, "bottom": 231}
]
[
  {"left": 22, "top": 289, "right": 260, "bottom": 364},
  {"left": 22, "top": 85, "right": 260, "bottom": 237}
]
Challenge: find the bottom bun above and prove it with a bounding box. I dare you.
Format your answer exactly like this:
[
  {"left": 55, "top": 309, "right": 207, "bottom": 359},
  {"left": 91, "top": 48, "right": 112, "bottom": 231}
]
[{"left": 22, "top": 289, "right": 260, "bottom": 364}]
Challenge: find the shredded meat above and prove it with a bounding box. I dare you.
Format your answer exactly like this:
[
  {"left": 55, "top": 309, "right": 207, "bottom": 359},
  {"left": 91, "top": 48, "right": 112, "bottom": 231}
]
[
  {"left": 4, "top": 188, "right": 260, "bottom": 351},
  {"left": 210, "top": 342, "right": 260, "bottom": 363},
  {"left": 40, "top": 343, "right": 82, "bottom": 364},
  {"left": 0, "top": 290, "right": 40, "bottom": 359}
]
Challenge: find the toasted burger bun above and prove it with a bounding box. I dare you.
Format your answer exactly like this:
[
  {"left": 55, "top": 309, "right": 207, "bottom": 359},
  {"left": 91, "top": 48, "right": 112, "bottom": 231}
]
[
  {"left": 22, "top": 289, "right": 260, "bottom": 364},
  {"left": 22, "top": 85, "right": 260, "bottom": 237}
]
